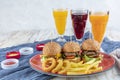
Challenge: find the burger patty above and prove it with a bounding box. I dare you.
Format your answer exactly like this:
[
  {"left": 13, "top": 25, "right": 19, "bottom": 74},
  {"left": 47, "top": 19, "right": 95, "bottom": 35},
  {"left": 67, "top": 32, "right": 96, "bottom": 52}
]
[
  {"left": 64, "top": 52, "right": 80, "bottom": 57},
  {"left": 82, "top": 50, "right": 99, "bottom": 58}
]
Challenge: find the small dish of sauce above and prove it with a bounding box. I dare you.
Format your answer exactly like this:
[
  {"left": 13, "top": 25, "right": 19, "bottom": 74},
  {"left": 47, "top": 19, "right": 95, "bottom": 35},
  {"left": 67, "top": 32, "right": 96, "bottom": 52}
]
[{"left": 1, "top": 59, "right": 19, "bottom": 69}]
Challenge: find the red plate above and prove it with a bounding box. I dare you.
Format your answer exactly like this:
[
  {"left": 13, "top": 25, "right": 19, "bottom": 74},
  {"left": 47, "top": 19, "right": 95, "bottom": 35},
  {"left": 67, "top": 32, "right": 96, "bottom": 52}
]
[{"left": 29, "top": 52, "right": 115, "bottom": 77}]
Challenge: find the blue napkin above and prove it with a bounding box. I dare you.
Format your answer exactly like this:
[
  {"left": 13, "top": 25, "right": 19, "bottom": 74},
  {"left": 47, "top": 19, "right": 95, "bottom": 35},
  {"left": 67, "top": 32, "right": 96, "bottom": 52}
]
[{"left": 0, "top": 31, "right": 120, "bottom": 80}]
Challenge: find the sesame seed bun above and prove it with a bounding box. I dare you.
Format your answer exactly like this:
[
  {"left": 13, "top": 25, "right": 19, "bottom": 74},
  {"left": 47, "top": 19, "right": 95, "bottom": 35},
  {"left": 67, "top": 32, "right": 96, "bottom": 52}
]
[
  {"left": 63, "top": 41, "right": 80, "bottom": 52},
  {"left": 82, "top": 39, "right": 100, "bottom": 51},
  {"left": 43, "top": 42, "right": 61, "bottom": 56}
]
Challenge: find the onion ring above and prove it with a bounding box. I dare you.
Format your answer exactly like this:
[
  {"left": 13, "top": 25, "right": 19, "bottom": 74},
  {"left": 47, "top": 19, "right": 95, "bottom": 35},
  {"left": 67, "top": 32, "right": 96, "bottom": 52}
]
[
  {"left": 58, "top": 60, "right": 70, "bottom": 74},
  {"left": 52, "top": 59, "right": 63, "bottom": 73},
  {"left": 42, "top": 58, "right": 56, "bottom": 72}
]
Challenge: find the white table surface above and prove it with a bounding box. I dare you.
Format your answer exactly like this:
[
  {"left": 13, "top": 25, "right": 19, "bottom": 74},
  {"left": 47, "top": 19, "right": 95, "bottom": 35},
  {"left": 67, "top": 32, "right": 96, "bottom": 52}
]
[{"left": 0, "top": 30, "right": 120, "bottom": 80}]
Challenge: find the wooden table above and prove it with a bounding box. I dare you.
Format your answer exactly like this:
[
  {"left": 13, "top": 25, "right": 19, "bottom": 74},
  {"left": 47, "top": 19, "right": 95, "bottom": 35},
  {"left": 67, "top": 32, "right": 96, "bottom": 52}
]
[{"left": 0, "top": 30, "right": 120, "bottom": 80}]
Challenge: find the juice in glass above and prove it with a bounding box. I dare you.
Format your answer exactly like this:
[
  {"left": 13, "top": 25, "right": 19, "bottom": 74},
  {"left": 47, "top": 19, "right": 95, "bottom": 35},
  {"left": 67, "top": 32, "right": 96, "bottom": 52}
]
[
  {"left": 71, "top": 10, "right": 88, "bottom": 40},
  {"left": 53, "top": 9, "right": 68, "bottom": 35},
  {"left": 89, "top": 12, "right": 109, "bottom": 43}
]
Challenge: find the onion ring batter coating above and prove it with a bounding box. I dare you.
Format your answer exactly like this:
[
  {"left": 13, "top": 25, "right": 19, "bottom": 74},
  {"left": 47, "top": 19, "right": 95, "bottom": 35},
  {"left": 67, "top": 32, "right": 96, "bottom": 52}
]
[
  {"left": 52, "top": 59, "right": 63, "bottom": 73},
  {"left": 42, "top": 58, "right": 56, "bottom": 72},
  {"left": 58, "top": 60, "right": 70, "bottom": 74}
]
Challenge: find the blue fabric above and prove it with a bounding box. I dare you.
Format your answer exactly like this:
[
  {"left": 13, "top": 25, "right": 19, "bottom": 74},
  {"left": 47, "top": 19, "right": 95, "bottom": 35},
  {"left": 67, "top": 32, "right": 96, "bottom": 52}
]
[{"left": 0, "top": 31, "right": 120, "bottom": 80}]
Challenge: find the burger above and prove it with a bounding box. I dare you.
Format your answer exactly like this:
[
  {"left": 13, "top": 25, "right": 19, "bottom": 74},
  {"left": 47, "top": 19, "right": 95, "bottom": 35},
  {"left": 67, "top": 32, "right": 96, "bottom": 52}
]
[
  {"left": 41, "top": 42, "right": 62, "bottom": 61},
  {"left": 81, "top": 39, "right": 100, "bottom": 58},
  {"left": 62, "top": 41, "right": 81, "bottom": 62}
]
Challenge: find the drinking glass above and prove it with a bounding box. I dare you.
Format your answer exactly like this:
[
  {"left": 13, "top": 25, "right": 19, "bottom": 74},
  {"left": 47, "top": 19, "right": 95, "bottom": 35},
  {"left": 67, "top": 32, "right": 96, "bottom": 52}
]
[
  {"left": 53, "top": 8, "right": 68, "bottom": 42},
  {"left": 71, "top": 9, "right": 88, "bottom": 42},
  {"left": 89, "top": 10, "right": 109, "bottom": 45}
]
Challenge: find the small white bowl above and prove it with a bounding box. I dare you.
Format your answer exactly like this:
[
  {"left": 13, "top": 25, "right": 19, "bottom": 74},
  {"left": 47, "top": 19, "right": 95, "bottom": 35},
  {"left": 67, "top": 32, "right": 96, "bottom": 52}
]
[
  {"left": 1, "top": 59, "right": 19, "bottom": 69},
  {"left": 19, "top": 47, "right": 33, "bottom": 55}
]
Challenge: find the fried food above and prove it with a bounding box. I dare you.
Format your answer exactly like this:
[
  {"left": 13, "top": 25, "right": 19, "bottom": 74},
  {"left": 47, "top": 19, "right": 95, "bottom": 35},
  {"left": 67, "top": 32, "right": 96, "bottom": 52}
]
[
  {"left": 86, "top": 60, "right": 101, "bottom": 72},
  {"left": 42, "top": 57, "right": 102, "bottom": 75},
  {"left": 70, "top": 61, "right": 83, "bottom": 68},
  {"left": 58, "top": 60, "right": 70, "bottom": 74},
  {"left": 88, "top": 67, "right": 102, "bottom": 74},
  {"left": 42, "top": 58, "right": 56, "bottom": 72},
  {"left": 41, "top": 41, "right": 103, "bottom": 75},
  {"left": 52, "top": 59, "right": 63, "bottom": 73},
  {"left": 66, "top": 60, "right": 102, "bottom": 75},
  {"left": 68, "top": 67, "right": 87, "bottom": 72}
]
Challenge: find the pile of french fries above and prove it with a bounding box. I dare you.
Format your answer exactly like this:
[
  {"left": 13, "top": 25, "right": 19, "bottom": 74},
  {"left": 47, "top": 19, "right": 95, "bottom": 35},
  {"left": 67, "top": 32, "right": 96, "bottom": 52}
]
[{"left": 66, "top": 59, "right": 102, "bottom": 75}]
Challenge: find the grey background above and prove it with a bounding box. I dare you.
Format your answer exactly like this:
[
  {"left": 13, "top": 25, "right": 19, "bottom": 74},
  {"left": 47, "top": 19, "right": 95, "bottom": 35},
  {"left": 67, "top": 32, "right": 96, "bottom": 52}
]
[{"left": 0, "top": 0, "right": 119, "bottom": 32}]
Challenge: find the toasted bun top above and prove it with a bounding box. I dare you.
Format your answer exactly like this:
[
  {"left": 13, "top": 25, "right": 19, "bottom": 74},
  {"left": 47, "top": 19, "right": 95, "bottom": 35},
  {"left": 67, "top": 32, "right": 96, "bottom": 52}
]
[
  {"left": 82, "top": 39, "right": 100, "bottom": 51},
  {"left": 43, "top": 42, "right": 61, "bottom": 56},
  {"left": 63, "top": 41, "right": 80, "bottom": 52}
]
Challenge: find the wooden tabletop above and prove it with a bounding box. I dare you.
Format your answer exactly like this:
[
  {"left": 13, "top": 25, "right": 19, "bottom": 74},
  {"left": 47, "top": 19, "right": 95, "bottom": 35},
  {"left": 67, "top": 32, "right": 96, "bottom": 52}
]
[{"left": 0, "top": 30, "right": 120, "bottom": 80}]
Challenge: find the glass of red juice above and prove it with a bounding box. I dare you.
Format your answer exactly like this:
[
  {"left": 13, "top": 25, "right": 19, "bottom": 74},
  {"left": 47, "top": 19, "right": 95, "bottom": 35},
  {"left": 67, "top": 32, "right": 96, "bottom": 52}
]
[{"left": 71, "top": 9, "right": 88, "bottom": 42}]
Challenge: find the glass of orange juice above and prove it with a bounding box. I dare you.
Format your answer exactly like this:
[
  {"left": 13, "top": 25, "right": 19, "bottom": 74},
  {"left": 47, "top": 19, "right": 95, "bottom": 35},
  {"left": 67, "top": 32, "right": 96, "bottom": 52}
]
[
  {"left": 53, "top": 8, "right": 68, "bottom": 42},
  {"left": 89, "top": 10, "right": 109, "bottom": 45}
]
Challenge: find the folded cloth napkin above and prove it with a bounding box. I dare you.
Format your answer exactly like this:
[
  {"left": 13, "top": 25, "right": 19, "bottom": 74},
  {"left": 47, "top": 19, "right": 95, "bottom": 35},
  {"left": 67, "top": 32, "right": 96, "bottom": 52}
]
[
  {"left": 110, "top": 49, "right": 120, "bottom": 69},
  {"left": 0, "top": 31, "right": 120, "bottom": 80},
  {"left": 0, "top": 40, "right": 55, "bottom": 80}
]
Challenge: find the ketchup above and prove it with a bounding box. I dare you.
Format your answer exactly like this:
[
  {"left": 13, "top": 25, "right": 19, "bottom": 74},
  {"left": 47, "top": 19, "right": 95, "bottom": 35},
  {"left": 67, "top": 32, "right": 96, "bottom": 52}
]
[
  {"left": 4, "top": 62, "right": 15, "bottom": 65},
  {"left": 36, "top": 44, "right": 44, "bottom": 51},
  {"left": 6, "top": 51, "right": 20, "bottom": 59}
]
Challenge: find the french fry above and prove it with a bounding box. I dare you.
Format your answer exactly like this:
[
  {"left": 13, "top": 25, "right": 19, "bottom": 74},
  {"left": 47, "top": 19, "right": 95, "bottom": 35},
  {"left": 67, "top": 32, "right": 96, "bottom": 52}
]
[
  {"left": 70, "top": 62, "right": 79, "bottom": 68},
  {"left": 84, "top": 58, "right": 96, "bottom": 64},
  {"left": 77, "top": 63, "right": 90, "bottom": 67},
  {"left": 65, "top": 59, "right": 103, "bottom": 75},
  {"left": 68, "top": 68, "right": 87, "bottom": 72},
  {"left": 86, "top": 61, "right": 101, "bottom": 72},
  {"left": 77, "top": 61, "right": 83, "bottom": 64},
  {"left": 70, "top": 61, "right": 83, "bottom": 68},
  {"left": 92, "top": 64, "right": 99, "bottom": 69},
  {"left": 58, "top": 60, "right": 70, "bottom": 74},
  {"left": 96, "top": 67, "right": 102, "bottom": 71},
  {"left": 88, "top": 67, "right": 102, "bottom": 73}
]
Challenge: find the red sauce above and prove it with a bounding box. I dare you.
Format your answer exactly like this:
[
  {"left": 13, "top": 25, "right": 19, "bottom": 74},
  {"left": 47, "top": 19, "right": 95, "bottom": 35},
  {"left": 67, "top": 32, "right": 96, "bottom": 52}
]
[
  {"left": 6, "top": 51, "right": 20, "bottom": 59},
  {"left": 36, "top": 44, "right": 44, "bottom": 51},
  {"left": 4, "top": 61, "right": 16, "bottom": 65}
]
